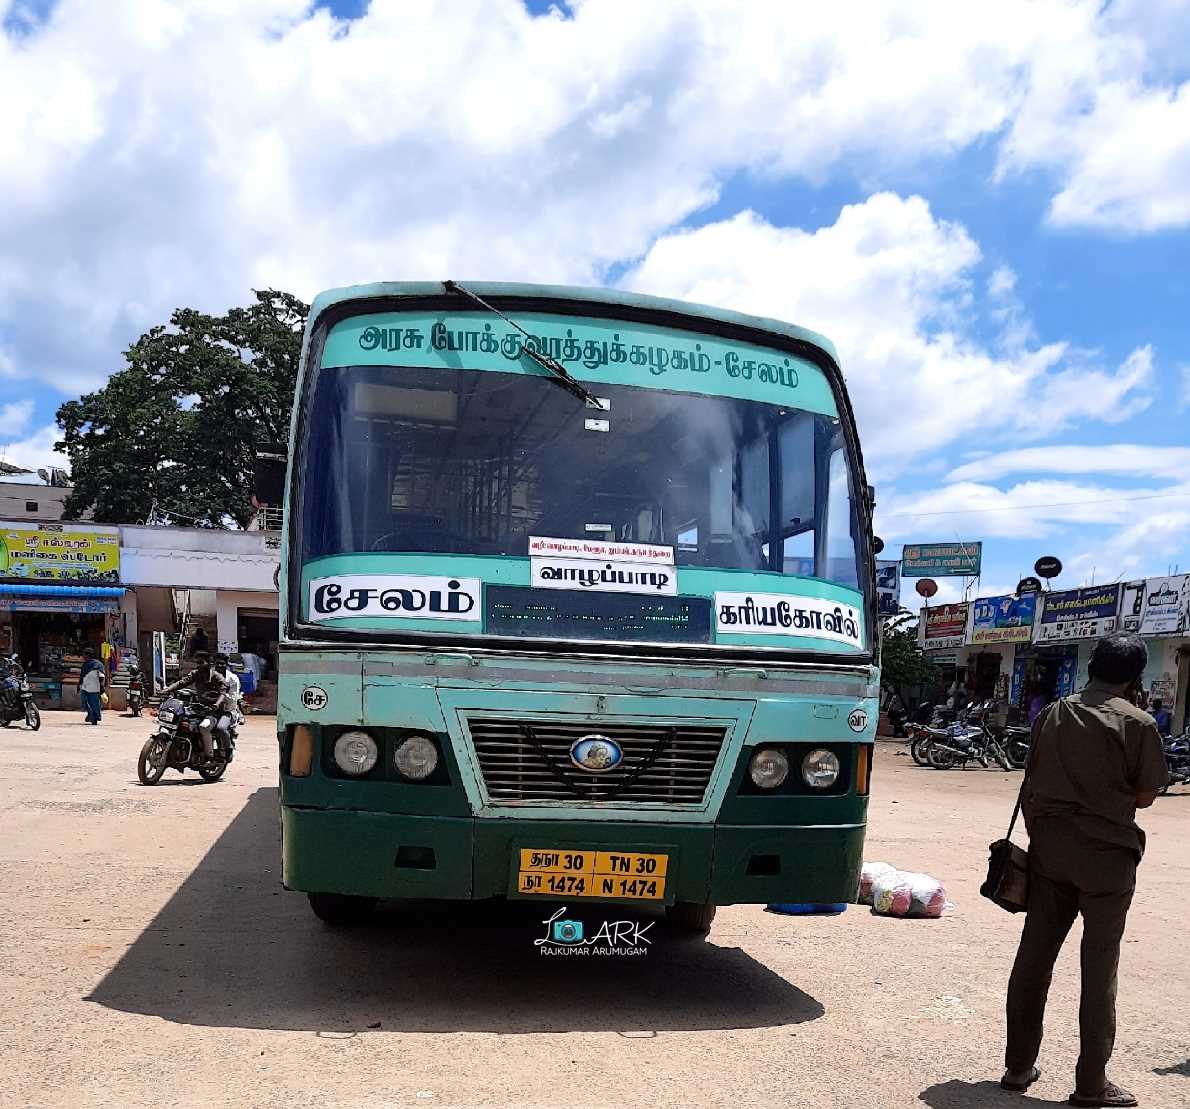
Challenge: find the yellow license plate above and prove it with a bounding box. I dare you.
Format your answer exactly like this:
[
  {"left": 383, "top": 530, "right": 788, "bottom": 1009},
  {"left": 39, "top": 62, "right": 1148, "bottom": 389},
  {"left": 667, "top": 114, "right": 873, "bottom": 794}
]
[{"left": 515, "top": 849, "right": 668, "bottom": 900}]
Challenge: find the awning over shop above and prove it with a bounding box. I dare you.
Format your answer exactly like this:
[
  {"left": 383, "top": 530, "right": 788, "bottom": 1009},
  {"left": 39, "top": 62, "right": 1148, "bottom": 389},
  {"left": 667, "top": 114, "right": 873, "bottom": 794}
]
[
  {"left": 0, "top": 584, "right": 125, "bottom": 598},
  {"left": 0, "top": 583, "right": 125, "bottom": 614}
]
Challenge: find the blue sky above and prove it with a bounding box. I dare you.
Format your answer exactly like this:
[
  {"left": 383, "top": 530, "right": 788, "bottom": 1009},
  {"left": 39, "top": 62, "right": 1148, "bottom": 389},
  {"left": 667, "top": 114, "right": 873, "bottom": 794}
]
[{"left": 2, "top": 0, "right": 1189, "bottom": 607}]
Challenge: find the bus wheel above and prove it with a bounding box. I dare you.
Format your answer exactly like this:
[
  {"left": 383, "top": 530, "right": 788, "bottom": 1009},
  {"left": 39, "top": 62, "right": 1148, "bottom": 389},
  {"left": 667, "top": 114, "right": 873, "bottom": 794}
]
[
  {"left": 307, "top": 892, "right": 378, "bottom": 926},
  {"left": 665, "top": 901, "right": 716, "bottom": 936}
]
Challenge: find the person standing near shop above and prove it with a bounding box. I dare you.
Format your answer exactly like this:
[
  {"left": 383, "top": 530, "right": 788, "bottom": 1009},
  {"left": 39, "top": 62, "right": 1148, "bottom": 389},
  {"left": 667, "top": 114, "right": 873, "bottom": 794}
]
[
  {"left": 1001, "top": 632, "right": 1168, "bottom": 1107},
  {"left": 78, "top": 647, "right": 106, "bottom": 726}
]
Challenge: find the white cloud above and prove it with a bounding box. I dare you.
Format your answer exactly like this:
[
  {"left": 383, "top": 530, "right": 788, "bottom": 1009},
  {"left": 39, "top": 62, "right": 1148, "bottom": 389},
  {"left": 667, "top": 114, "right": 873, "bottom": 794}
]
[
  {"left": 874, "top": 478, "right": 1182, "bottom": 542},
  {"left": 0, "top": 424, "right": 68, "bottom": 474},
  {"left": 620, "top": 195, "right": 1154, "bottom": 475},
  {"left": 0, "top": 397, "right": 33, "bottom": 437},
  {"left": 1, "top": 0, "right": 1187, "bottom": 396},
  {"left": 948, "top": 444, "right": 1190, "bottom": 484}
]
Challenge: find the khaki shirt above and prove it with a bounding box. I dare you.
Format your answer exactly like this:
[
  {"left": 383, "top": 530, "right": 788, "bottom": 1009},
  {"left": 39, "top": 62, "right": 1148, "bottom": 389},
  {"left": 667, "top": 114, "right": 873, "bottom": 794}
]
[{"left": 1023, "top": 681, "right": 1169, "bottom": 858}]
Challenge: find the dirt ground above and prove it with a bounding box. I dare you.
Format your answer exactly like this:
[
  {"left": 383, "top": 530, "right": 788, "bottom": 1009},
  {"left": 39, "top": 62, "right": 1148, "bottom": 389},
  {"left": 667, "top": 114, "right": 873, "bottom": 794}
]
[{"left": 0, "top": 712, "right": 1186, "bottom": 1109}]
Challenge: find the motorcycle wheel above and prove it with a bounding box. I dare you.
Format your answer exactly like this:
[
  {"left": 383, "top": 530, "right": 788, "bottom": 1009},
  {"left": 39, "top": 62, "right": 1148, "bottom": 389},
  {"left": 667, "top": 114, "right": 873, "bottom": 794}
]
[
  {"left": 911, "top": 737, "right": 933, "bottom": 767},
  {"left": 1006, "top": 742, "right": 1029, "bottom": 770},
  {"left": 25, "top": 704, "right": 40, "bottom": 731},
  {"left": 198, "top": 755, "right": 228, "bottom": 783},
  {"left": 138, "top": 736, "right": 170, "bottom": 785},
  {"left": 928, "top": 745, "right": 956, "bottom": 769}
]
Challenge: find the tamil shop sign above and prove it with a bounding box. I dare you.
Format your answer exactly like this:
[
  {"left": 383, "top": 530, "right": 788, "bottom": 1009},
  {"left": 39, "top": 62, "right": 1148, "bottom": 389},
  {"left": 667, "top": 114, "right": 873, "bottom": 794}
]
[
  {"left": 901, "top": 542, "right": 982, "bottom": 578},
  {"left": 1139, "top": 574, "right": 1190, "bottom": 636},
  {"left": 969, "top": 593, "right": 1037, "bottom": 644},
  {"left": 0, "top": 523, "right": 120, "bottom": 583},
  {"left": 920, "top": 602, "right": 969, "bottom": 651},
  {"left": 1036, "top": 585, "right": 1120, "bottom": 643}
]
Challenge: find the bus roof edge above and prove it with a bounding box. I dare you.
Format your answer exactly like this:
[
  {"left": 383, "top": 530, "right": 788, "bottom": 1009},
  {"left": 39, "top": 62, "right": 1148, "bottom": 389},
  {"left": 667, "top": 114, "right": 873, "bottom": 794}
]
[{"left": 307, "top": 281, "right": 840, "bottom": 364}]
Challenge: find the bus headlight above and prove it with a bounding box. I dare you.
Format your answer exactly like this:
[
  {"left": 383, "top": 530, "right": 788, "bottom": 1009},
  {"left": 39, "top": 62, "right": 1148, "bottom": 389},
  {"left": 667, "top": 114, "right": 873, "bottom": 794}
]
[
  {"left": 802, "top": 748, "right": 840, "bottom": 789},
  {"left": 333, "top": 730, "right": 378, "bottom": 776},
  {"left": 394, "top": 735, "right": 439, "bottom": 781},
  {"left": 748, "top": 747, "right": 789, "bottom": 789}
]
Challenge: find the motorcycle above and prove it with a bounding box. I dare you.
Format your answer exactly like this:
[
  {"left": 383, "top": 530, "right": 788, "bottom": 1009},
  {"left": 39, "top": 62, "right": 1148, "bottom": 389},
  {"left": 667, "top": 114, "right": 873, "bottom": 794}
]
[
  {"left": 137, "top": 688, "right": 232, "bottom": 785},
  {"left": 1162, "top": 732, "right": 1190, "bottom": 794},
  {"left": 126, "top": 665, "right": 144, "bottom": 717},
  {"left": 0, "top": 655, "right": 40, "bottom": 731},
  {"left": 926, "top": 719, "right": 992, "bottom": 769}
]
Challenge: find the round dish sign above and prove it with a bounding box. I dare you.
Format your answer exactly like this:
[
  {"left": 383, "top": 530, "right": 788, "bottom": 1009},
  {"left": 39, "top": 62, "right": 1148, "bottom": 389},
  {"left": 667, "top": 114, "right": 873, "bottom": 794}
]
[{"left": 301, "top": 686, "right": 328, "bottom": 711}]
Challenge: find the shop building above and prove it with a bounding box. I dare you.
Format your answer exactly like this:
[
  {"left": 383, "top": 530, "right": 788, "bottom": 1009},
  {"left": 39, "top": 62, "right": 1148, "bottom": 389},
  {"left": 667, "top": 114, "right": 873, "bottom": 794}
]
[
  {"left": 1, "top": 519, "right": 280, "bottom": 712},
  {"left": 0, "top": 522, "right": 124, "bottom": 709},
  {"left": 918, "top": 577, "right": 1190, "bottom": 730}
]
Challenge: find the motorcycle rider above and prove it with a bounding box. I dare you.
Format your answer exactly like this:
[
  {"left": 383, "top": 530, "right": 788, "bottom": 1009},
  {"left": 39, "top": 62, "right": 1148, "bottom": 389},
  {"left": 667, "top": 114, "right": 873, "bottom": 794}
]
[
  {"left": 158, "top": 651, "right": 231, "bottom": 763},
  {"left": 212, "top": 653, "right": 243, "bottom": 756}
]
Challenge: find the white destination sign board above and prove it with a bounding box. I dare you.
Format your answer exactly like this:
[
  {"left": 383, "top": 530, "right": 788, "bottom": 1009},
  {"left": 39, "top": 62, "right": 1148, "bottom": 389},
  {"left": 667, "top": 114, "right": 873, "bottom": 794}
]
[
  {"left": 715, "top": 592, "right": 863, "bottom": 648},
  {"left": 528, "top": 535, "right": 674, "bottom": 564},
  {"left": 308, "top": 574, "right": 481, "bottom": 622},
  {"left": 530, "top": 557, "right": 676, "bottom": 595}
]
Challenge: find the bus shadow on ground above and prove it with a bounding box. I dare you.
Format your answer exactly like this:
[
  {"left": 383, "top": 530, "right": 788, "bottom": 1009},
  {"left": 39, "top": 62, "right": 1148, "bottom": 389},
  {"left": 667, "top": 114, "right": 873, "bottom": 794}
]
[{"left": 87, "top": 787, "right": 824, "bottom": 1034}]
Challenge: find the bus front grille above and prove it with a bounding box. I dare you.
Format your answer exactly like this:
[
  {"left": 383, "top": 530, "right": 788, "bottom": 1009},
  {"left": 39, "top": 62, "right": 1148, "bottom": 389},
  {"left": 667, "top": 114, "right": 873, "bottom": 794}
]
[{"left": 466, "top": 718, "right": 727, "bottom": 805}]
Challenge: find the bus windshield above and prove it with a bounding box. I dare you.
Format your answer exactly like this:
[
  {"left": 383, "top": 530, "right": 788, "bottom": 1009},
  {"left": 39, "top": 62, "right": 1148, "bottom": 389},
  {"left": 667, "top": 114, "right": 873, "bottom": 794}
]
[{"left": 301, "top": 363, "right": 862, "bottom": 591}]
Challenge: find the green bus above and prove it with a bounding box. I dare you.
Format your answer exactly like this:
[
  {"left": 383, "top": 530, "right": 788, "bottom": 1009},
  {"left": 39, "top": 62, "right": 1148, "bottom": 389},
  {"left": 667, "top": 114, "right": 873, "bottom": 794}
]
[{"left": 277, "top": 281, "right": 878, "bottom": 933}]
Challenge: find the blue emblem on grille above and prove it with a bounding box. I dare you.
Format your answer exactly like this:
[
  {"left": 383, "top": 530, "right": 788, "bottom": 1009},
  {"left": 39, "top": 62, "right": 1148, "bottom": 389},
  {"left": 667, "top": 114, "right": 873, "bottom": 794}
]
[{"left": 569, "top": 735, "right": 623, "bottom": 773}]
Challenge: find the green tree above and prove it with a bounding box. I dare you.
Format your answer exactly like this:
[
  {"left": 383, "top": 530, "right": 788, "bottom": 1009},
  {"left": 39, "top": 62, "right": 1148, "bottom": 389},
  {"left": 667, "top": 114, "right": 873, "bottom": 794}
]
[
  {"left": 880, "top": 613, "right": 937, "bottom": 712},
  {"left": 56, "top": 290, "right": 307, "bottom": 527}
]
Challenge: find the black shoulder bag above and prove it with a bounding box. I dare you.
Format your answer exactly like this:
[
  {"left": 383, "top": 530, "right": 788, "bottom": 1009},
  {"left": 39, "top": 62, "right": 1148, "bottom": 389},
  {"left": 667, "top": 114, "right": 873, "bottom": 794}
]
[{"left": 980, "top": 708, "right": 1046, "bottom": 913}]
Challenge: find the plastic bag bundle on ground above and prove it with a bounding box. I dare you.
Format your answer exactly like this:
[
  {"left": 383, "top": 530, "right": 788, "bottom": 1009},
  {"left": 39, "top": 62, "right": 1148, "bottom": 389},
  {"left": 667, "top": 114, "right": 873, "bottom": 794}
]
[
  {"left": 870, "top": 869, "right": 947, "bottom": 918},
  {"left": 858, "top": 861, "right": 897, "bottom": 905}
]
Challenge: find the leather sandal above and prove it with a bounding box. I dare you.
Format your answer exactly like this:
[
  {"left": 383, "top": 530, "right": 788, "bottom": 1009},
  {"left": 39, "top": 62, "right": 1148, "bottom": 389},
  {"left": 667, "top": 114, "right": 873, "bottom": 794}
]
[
  {"left": 1068, "top": 1083, "right": 1138, "bottom": 1107},
  {"left": 1001, "top": 1066, "right": 1041, "bottom": 1092}
]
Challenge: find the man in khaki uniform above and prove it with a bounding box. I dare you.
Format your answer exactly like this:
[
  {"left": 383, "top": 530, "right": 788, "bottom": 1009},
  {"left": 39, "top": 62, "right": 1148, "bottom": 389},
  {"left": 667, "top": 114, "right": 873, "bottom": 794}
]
[{"left": 1001, "top": 633, "right": 1168, "bottom": 1107}]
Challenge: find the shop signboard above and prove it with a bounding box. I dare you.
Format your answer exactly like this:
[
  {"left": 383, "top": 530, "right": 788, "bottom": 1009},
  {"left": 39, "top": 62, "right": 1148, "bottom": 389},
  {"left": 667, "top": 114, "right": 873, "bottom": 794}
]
[
  {"left": 876, "top": 560, "right": 901, "bottom": 615},
  {"left": 0, "top": 523, "right": 120, "bottom": 582},
  {"left": 920, "top": 602, "right": 969, "bottom": 651},
  {"left": 968, "top": 593, "right": 1037, "bottom": 645},
  {"left": 1138, "top": 574, "right": 1190, "bottom": 636},
  {"left": 1036, "top": 585, "right": 1121, "bottom": 643},
  {"left": 901, "top": 542, "right": 982, "bottom": 578},
  {"left": 1119, "top": 580, "right": 1145, "bottom": 632},
  {"left": 3, "top": 595, "right": 119, "bottom": 614}
]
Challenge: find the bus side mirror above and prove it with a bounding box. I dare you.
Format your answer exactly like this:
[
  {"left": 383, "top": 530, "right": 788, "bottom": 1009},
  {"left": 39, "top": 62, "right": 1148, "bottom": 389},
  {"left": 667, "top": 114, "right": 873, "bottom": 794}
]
[
  {"left": 254, "top": 447, "right": 287, "bottom": 509},
  {"left": 866, "top": 484, "right": 876, "bottom": 510}
]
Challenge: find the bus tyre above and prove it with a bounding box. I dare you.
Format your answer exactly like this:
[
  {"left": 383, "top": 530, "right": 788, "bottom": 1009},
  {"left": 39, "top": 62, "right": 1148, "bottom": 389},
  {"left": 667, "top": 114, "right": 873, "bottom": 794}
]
[
  {"left": 308, "top": 892, "right": 378, "bottom": 926},
  {"left": 665, "top": 901, "right": 717, "bottom": 936}
]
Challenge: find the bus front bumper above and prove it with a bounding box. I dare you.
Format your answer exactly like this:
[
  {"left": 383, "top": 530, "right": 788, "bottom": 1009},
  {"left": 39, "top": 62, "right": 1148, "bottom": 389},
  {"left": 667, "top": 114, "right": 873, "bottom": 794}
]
[{"left": 281, "top": 807, "right": 866, "bottom": 907}]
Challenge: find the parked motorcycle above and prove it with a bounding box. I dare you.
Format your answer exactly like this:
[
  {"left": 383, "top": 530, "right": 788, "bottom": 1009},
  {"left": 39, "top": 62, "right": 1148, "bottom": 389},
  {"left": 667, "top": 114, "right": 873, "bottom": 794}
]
[
  {"left": 0, "top": 655, "right": 40, "bottom": 731},
  {"left": 926, "top": 719, "right": 993, "bottom": 769},
  {"left": 126, "top": 665, "right": 144, "bottom": 717},
  {"left": 1162, "top": 732, "right": 1190, "bottom": 794},
  {"left": 137, "top": 688, "right": 232, "bottom": 784}
]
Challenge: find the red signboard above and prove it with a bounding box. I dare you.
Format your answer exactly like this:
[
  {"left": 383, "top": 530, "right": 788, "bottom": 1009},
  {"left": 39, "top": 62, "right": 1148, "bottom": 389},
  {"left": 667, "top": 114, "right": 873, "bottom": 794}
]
[{"left": 921, "top": 602, "right": 969, "bottom": 651}]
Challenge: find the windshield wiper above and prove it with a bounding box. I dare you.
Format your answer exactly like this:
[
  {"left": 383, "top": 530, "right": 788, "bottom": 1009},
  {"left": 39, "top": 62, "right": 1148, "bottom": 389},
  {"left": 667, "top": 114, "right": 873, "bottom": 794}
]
[{"left": 443, "top": 280, "right": 603, "bottom": 409}]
